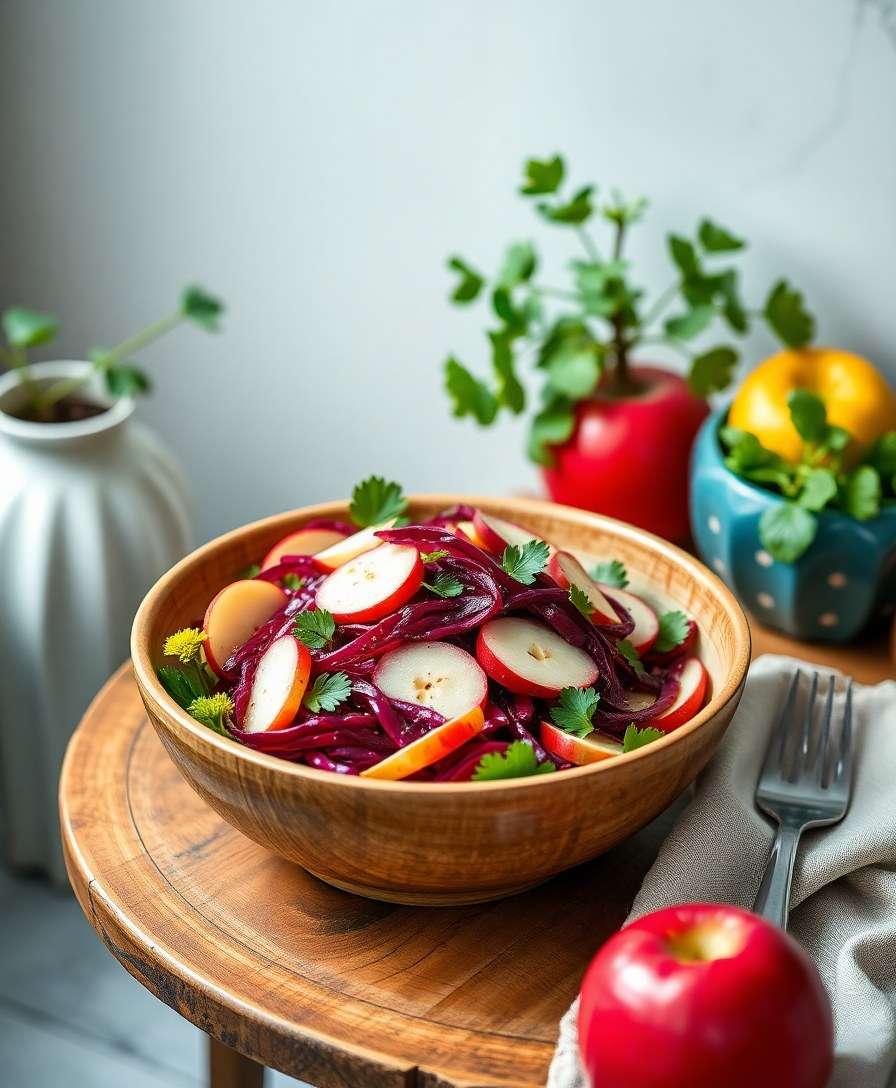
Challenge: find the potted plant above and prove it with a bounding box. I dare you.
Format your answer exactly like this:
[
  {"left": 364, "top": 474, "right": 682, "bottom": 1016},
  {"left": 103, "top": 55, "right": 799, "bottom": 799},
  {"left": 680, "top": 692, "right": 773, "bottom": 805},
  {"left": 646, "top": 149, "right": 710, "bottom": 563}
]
[
  {"left": 0, "top": 286, "right": 222, "bottom": 880},
  {"left": 690, "top": 347, "right": 896, "bottom": 641},
  {"left": 441, "top": 154, "right": 814, "bottom": 541}
]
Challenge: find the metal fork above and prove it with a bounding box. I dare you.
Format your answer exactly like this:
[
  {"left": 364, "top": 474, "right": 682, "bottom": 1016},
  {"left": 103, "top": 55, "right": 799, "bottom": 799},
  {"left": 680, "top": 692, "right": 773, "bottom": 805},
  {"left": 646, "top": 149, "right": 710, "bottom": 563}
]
[{"left": 752, "top": 670, "right": 854, "bottom": 928}]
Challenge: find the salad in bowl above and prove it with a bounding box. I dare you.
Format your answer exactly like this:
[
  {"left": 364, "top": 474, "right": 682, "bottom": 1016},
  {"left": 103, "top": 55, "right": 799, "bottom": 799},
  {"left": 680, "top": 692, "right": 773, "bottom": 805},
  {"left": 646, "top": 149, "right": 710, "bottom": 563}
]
[{"left": 157, "top": 477, "right": 709, "bottom": 784}]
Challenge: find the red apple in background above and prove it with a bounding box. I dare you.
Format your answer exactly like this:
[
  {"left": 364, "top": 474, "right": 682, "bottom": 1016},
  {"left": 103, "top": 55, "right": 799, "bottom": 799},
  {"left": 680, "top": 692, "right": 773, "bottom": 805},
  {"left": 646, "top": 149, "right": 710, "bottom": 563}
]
[
  {"left": 578, "top": 903, "right": 833, "bottom": 1088},
  {"left": 542, "top": 366, "right": 708, "bottom": 542}
]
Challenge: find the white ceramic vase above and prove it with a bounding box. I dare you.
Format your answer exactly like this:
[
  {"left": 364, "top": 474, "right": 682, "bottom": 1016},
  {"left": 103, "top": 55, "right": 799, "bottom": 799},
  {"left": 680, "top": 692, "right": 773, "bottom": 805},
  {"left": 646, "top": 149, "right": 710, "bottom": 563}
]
[{"left": 0, "top": 361, "right": 193, "bottom": 881}]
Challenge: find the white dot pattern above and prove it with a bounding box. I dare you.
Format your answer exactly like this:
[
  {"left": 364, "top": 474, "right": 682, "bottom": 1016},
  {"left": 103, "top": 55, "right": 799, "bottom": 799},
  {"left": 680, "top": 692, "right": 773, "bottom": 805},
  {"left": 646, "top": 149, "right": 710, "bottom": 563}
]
[
  {"left": 708, "top": 515, "right": 721, "bottom": 535},
  {"left": 755, "top": 550, "right": 773, "bottom": 568},
  {"left": 757, "top": 592, "right": 775, "bottom": 609},
  {"left": 819, "top": 612, "right": 838, "bottom": 627},
  {"left": 712, "top": 557, "right": 726, "bottom": 574},
  {"left": 827, "top": 572, "right": 847, "bottom": 588}
]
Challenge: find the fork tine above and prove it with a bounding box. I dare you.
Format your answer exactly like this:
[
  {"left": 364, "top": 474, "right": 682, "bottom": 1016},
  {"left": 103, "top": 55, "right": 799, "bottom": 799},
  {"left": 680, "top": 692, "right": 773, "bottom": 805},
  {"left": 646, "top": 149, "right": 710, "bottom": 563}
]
[
  {"left": 762, "top": 669, "right": 801, "bottom": 777},
  {"left": 787, "top": 671, "right": 818, "bottom": 780},
  {"left": 813, "top": 674, "right": 836, "bottom": 786},
  {"left": 833, "top": 679, "right": 854, "bottom": 789}
]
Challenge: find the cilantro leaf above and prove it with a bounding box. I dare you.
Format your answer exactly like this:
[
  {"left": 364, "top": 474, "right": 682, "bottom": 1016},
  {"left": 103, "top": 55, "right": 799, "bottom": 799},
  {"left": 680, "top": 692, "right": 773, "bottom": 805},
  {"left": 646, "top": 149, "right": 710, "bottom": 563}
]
[
  {"left": 498, "top": 241, "right": 537, "bottom": 287},
  {"left": 527, "top": 399, "right": 575, "bottom": 466},
  {"left": 569, "top": 584, "right": 593, "bottom": 618},
  {"left": 622, "top": 724, "right": 664, "bottom": 752},
  {"left": 282, "top": 573, "right": 305, "bottom": 591},
  {"left": 182, "top": 286, "right": 224, "bottom": 330},
  {"left": 759, "top": 503, "right": 817, "bottom": 563},
  {"left": 664, "top": 305, "right": 715, "bottom": 341},
  {"left": 350, "top": 475, "right": 407, "bottom": 528},
  {"left": 423, "top": 572, "right": 464, "bottom": 598},
  {"left": 787, "top": 388, "right": 827, "bottom": 445},
  {"left": 797, "top": 468, "right": 837, "bottom": 512},
  {"left": 447, "top": 256, "right": 484, "bottom": 303},
  {"left": 688, "top": 346, "right": 739, "bottom": 397},
  {"left": 697, "top": 219, "right": 744, "bottom": 253},
  {"left": 303, "top": 671, "right": 352, "bottom": 713},
  {"left": 617, "top": 639, "right": 647, "bottom": 678},
  {"left": 473, "top": 740, "right": 556, "bottom": 781},
  {"left": 520, "top": 155, "right": 564, "bottom": 196},
  {"left": 157, "top": 665, "right": 204, "bottom": 710},
  {"left": 590, "top": 559, "right": 628, "bottom": 588},
  {"left": 501, "top": 538, "right": 550, "bottom": 584},
  {"left": 2, "top": 306, "right": 59, "bottom": 348},
  {"left": 444, "top": 357, "right": 499, "bottom": 425},
  {"left": 549, "top": 686, "right": 600, "bottom": 738},
  {"left": 764, "top": 280, "right": 815, "bottom": 348},
  {"left": 420, "top": 549, "right": 449, "bottom": 563},
  {"left": 654, "top": 611, "right": 689, "bottom": 654},
  {"left": 538, "top": 185, "right": 594, "bottom": 225},
  {"left": 841, "top": 465, "right": 881, "bottom": 521},
  {"left": 293, "top": 608, "right": 336, "bottom": 650}
]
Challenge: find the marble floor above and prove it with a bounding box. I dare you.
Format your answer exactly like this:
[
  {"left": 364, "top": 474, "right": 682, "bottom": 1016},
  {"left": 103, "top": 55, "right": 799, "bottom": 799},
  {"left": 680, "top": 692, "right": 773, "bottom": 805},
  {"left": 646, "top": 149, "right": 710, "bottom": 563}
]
[{"left": 0, "top": 868, "right": 307, "bottom": 1088}]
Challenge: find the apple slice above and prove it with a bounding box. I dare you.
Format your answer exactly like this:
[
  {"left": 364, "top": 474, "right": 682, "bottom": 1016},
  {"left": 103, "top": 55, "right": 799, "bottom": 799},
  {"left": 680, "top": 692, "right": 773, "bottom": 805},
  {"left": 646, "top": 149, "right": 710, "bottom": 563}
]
[
  {"left": 548, "top": 551, "right": 618, "bottom": 621},
  {"left": 476, "top": 617, "right": 599, "bottom": 698},
  {"left": 596, "top": 584, "right": 660, "bottom": 655},
  {"left": 315, "top": 542, "right": 423, "bottom": 623},
  {"left": 541, "top": 720, "right": 623, "bottom": 765},
  {"left": 261, "top": 527, "right": 347, "bottom": 570},
  {"left": 360, "top": 706, "right": 485, "bottom": 780},
  {"left": 472, "top": 511, "right": 544, "bottom": 555},
  {"left": 455, "top": 520, "right": 487, "bottom": 548},
  {"left": 312, "top": 519, "right": 397, "bottom": 573},
  {"left": 203, "top": 579, "right": 289, "bottom": 675},
  {"left": 373, "top": 642, "right": 488, "bottom": 719},
  {"left": 242, "top": 635, "right": 312, "bottom": 733},
  {"left": 651, "top": 657, "right": 709, "bottom": 733}
]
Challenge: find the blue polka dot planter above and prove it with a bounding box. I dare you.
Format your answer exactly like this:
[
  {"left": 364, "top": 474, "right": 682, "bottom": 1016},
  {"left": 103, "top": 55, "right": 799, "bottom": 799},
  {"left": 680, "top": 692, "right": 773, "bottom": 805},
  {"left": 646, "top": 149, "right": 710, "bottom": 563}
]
[{"left": 690, "top": 408, "right": 896, "bottom": 643}]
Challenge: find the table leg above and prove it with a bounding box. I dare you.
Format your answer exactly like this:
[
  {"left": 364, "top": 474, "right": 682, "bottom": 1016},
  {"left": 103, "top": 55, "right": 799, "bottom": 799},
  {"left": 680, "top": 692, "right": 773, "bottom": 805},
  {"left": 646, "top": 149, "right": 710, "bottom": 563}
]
[{"left": 208, "top": 1035, "right": 265, "bottom": 1088}]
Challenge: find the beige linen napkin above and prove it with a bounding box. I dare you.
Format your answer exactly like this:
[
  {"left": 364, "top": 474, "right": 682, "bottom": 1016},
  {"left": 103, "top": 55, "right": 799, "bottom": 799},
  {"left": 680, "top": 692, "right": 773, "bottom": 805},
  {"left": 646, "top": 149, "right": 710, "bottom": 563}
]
[{"left": 548, "top": 655, "right": 896, "bottom": 1088}]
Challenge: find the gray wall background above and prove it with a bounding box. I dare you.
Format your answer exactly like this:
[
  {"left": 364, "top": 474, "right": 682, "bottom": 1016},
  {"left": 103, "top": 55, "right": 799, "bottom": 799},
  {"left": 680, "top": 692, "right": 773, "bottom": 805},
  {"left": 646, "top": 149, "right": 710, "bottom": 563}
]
[{"left": 2, "top": 0, "right": 895, "bottom": 543}]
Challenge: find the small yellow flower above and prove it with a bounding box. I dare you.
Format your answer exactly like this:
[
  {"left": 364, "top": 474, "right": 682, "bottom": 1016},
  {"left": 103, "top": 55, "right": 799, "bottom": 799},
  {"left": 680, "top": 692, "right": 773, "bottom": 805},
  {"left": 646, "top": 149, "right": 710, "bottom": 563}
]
[
  {"left": 163, "top": 627, "right": 207, "bottom": 663},
  {"left": 187, "top": 692, "right": 234, "bottom": 735}
]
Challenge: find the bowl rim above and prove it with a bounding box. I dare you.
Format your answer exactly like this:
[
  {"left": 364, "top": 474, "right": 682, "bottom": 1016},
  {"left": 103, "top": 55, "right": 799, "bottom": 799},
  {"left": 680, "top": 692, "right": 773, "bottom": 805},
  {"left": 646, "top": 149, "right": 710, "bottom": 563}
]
[{"left": 131, "top": 493, "right": 752, "bottom": 794}]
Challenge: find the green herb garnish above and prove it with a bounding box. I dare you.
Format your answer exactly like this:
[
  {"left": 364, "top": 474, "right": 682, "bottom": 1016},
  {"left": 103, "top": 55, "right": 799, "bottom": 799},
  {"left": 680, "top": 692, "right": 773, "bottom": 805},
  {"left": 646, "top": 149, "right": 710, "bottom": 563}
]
[
  {"left": 654, "top": 611, "right": 690, "bottom": 654},
  {"left": 187, "top": 692, "right": 234, "bottom": 736},
  {"left": 617, "top": 639, "right": 647, "bottom": 678},
  {"left": 282, "top": 573, "right": 305, "bottom": 591},
  {"left": 349, "top": 476, "right": 407, "bottom": 528},
  {"left": 590, "top": 559, "right": 628, "bottom": 588},
  {"left": 622, "top": 724, "right": 664, "bottom": 752},
  {"left": 303, "top": 672, "right": 352, "bottom": 713},
  {"left": 293, "top": 608, "right": 337, "bottom": 650},
  {"left": 549, "top": 686, "right": 600, "bottom": 738},
  {"left": 472, "top": 740, "right": 556, "bottom": 781},
  {"left": 501, "top": 539, "right": 550, "bottom": 585},
  {"left": 423, "top": 572, "right": 464, "bottom": 598},
  {"left": 568, "top": 584, "right": 594, "bottom": 618}
]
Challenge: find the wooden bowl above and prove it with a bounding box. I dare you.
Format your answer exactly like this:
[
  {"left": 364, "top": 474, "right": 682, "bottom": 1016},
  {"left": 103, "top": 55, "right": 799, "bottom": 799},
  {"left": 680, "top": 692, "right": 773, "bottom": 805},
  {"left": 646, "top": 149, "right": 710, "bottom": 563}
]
[{"left": 131, "top": 495, "right": 750, "bottom": 906}]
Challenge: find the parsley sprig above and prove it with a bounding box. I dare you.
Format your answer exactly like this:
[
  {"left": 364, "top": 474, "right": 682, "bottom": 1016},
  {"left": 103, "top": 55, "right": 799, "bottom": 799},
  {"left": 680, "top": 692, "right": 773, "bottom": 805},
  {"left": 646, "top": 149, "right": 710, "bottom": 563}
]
[
  {"left": 568, "top": 584, "right": 594, "bottom": 618},
  {"left": 293, "top": 608, "right": 337, "bottom": 650},
  {"left": 654, "top": 611, "right": 690, "bottom": 654},
  {"left": 622, "top": 724, "right": 664, "bottom": 752},
  {"left": 549, "top": 686, "right": 600, "bottom": 738},
  {"left": 590, "top": 559, "right": 628, "bottom": 588},
  {"left": 423, "top": 572, "right": 464, "bottom": 598},
  {"left": 350, "top": 476, "right": 407, "bottom": 528},
  {"left": 472, "top": 741, "right": 556, "bottom": 780},
  {"left": 441, "top": 152, "right": 814, "bottom": 465},
  {"left": 501, "top": 539, "right": 550, "bottom": 585},
  {"left": 303, "top": 672, "right": 352, "bottom": 713},
  {"left": 720, "top": 388, "right": 896, "bottom": 562},
  {"left": 617, "top": 639, "right": 648, "bottom": 678}
]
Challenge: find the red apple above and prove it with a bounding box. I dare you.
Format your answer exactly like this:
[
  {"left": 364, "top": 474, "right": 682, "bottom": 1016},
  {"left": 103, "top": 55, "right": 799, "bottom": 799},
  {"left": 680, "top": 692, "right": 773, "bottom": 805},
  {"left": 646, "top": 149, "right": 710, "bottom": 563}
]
[
  {"left": 360, "top": 706, "right": 485, "bottom": 780},
  {"left": 595, "top": 584, "right": 659, "bottom": 655},
  {"left": 548, "top": 551, "right": 619, "bottom": 623},
  {"left": 203, "top": 579, "right": 289, "bottom": 676},
  {"left": 542, "top": 365, "right": 709, "bottom": 542},
  {"left": 650, "top": 656, "right": 708, "bottom": 732},
  {"left": 373, "top": 641, "right": 488, "bottom": 719},
  {"left": 476, "top": 617, "right": 598, "bottom": 697},
  {"left": 471, "top": 510, "right": 544, "bottom": 555},
  {"left": 578, "top": 903, "right": 834, "bottom": 1088},
  {"left": 242, "top": 635, "right": 311, "bottom": 733},
  {"left": 312, "top": 520, "right": 396, "bottom": 572},
  {"left": 541, "top": 720, "right": 623, "bottom": 765},
  {"left": 315, "top": 542, "right": 423, "bottom": 623},
  {"left": 261, "top": 527, "right": 347, "bottom": 570}
]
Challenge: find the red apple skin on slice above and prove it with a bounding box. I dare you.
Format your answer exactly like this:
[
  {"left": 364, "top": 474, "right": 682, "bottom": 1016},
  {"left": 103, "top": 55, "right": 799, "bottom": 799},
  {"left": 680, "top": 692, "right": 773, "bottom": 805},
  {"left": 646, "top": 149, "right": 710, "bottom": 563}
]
[
  {"left": 597, "top": 584, "right": 660, "bottom": 655},
  {"left": 203, "top": 579, "right": 288, "bottom": 676},
  {"left": 360, "top": 706, "right": 486, "bottom": 780},
  {"left": 541, "top": 720, "right": 623, "bottom": 765},
  {"left": 242, "top": 635, "right": 311, "bottom": 733},
  {"left": 475, "top": 617, "right": 599, "bottom": 698},
  {"left": 315, "top": 543, "right": 423, "bottom": 623},
  {"left": 547, "top": 551, "right": 618, "bottom": 623},
  {"left": 312, "top": 520, "right": 396, "bottom": 573},
  {"left": 373, "top": 642, "right": 488, "bottom": 720},
  {"left": 471, "top": 511, "right": 544, "bottom": 555},
  {"left": 261, "top": 527, "right": 347, "bottom": 571},
  {"left": 651, "top": 656, "right": 709, "bottom": 732},
  {"left": 455, "top": 520, "right": 487, "bottom": 548}
]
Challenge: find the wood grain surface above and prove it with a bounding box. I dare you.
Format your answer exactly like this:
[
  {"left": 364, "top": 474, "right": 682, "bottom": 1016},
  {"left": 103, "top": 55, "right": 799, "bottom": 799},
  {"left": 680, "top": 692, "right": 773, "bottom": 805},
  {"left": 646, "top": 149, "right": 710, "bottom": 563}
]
[
  {"left": 61, "top": 665, "right": 686, "bottom": 1088},
  {"left": 130, "top": 495, "right": 751, "bottom": 905}
]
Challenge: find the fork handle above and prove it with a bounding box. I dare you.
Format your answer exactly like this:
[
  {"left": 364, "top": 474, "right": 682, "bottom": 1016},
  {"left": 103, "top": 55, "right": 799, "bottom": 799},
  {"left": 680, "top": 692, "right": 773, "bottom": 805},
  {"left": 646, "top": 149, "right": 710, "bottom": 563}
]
[{"left": 753, "top": 821, "right": 803, "bottom": 929}]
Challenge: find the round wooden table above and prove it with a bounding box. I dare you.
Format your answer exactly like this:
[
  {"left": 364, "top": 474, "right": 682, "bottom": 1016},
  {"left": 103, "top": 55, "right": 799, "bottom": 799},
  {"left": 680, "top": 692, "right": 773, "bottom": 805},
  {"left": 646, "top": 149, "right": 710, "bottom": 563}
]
[{"left": 60, "top": 633, "right": 892, "bottom": 1088}]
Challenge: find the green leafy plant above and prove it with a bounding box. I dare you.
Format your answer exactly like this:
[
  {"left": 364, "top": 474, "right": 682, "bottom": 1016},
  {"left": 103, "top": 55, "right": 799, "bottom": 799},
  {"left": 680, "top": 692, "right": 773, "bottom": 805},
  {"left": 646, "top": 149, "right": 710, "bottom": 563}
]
[
  {"left": 442, "top": 154, "right": 814, "bottom": 463},
  {"left": 719, "top": 390, "right": 896, "bottom": 562},
  {"left": 1, "top": 286, "right": 224, "bottom": 420}
]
